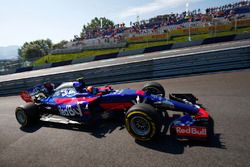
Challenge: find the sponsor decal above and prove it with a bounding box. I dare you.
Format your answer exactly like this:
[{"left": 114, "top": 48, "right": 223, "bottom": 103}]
[
  {"left": 112, "top": 90, "right": 124, "bottom": 95},
  {"left": 58, "top": 102, "right": 83, "bottom": 117},
  {"left": 100, "top": 102, "right": 132, "bottom": 110},
  {"left": 60, "top": 88, "right": 76, "bottom": 97},
  {"left": 175, "top": 126, "right": 207, "bottom": 137},
  {"left": 54, "top": 97, "right": 97, "bottom": 104}
]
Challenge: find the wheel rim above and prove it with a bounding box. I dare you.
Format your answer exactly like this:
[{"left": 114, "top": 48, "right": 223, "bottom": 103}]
[
  {"left": 16, "top": 109, "right": 27, "bottom": 125},
  {"left": 130, "top": 116, "right": 150, "bottom": 136}
]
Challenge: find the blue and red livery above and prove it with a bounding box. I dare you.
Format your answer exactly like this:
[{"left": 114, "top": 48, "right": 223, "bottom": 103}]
[{"left": 15, "top": 81, "right": 213, "bottom": 141}]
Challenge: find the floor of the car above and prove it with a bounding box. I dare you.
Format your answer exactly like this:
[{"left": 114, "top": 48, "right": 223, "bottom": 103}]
[{"left": 40, "top": 114, "right": 82, "bottom": 124}]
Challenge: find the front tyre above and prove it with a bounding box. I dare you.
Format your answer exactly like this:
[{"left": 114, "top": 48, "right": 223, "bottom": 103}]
[
  {"left": 142, "top": 82, "right": 165, "bottom": 97},
  {"left": 125, "top": 103, "right": 161, "bottom": 141},
  {"left": 15, "top": 103, "right": 40, "bottom": 127}
]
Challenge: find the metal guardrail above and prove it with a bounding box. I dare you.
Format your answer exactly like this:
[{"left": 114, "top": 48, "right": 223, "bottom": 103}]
[{"left": 0, "top": 46, "right": 249, "bottom": 96}]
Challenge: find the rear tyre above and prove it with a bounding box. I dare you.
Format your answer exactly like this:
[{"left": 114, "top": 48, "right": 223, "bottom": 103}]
[
  {"left": 142, "top": 82, "right": 165, "bottom": 97},
  {"left": 125, "top": 103, "right": 162, "bottom": 141},
  {"left": 15, "top": 103, "right": 40, "bottom": 127}
]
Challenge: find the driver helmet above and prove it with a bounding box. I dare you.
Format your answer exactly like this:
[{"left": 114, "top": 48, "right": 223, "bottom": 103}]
[
  {"left": 76, "top": 77, "right": 85, "bottom": 88},
  {"left": 74, "top": 77, "right": 86, "bottom": 93}
]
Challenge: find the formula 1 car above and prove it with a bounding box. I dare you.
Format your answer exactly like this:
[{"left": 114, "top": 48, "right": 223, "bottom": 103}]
[{"left": 15, "top": 80, "right": 213, "bottom": 141}]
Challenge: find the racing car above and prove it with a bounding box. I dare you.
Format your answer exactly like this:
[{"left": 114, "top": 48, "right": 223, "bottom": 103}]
[{"left": 15, "top": 79, "right": 213, "bottom": 141}]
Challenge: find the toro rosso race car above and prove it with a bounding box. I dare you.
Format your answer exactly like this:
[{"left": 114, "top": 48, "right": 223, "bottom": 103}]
[{"left": 15, "top": 78, "right": 213, "bottom": 141}]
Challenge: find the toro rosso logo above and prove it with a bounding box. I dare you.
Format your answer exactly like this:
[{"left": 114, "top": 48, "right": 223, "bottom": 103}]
[{"left": 175, "top": 126, "right": 207, "bottom": 137}]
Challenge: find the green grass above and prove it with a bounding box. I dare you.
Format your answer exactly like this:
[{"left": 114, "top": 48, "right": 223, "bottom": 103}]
[
  {"left": 34, "top": 48, "right": 120, "bottom": 65},
  {"left": 34, "top": 26, "right": 250, "bottom": 66}
]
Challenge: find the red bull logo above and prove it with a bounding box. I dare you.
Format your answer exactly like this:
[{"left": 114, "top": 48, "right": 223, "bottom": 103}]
[{"left": 175, "top": 126, "right": 207, "bottom": 137}]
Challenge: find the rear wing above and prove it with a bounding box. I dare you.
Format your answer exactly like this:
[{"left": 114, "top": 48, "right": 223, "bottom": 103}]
[
  {"left": 20, "top": 83, "right": 53, "bottom": 103},
  {"left": 20, "top": 91, "right": 33, "bottom": 102}
]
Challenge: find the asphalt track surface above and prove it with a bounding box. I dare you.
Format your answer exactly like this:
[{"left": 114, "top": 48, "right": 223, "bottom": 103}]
[
  {"left": 0, "top": 39, "right": 250, "bottom": 82},
  {"left": 0, "top": 70, "right": 250, "bottom": 167}
]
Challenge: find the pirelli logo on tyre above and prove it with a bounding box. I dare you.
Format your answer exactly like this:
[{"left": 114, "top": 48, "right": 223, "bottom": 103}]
[{"left": 175, "top": 126, "right": 207, "bottom": 137}]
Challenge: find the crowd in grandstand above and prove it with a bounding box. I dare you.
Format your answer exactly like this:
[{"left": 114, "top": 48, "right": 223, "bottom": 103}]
[
  {"left": 206, "top": 0, "right": 250, "bottom": 17},
  {"left": 63, "top": 0, "right": 250, "bottom": 50},
  {"left": 78, "top": 23, "right": 126, "bottom": 40},
  {"left": 129, "top": 0, "right": 250, "bottom": 34}
]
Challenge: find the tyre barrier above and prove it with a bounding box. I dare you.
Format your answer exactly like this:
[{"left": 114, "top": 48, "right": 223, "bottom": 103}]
[
  {"left": 32, "top": 63, "right": 52, "bottom": 70},
  {"left": 144, "top": 44, "right": 173, "bottom": 53},
  {"left": 94, "top": 52, "right": 119, "bottom": 61},
  {"left": 15, "top": 66, "right": 33, "bottom": 73},
  {"left": 51, "top": 60, "right": 72, "bottom": 67},
  {"left": 202, "top": 35, "right": 236, "bottom": 45},
  {"left": 117, "top": 48, "right": 145, "bottom": 57},
  {"left": 171, "top": 40, "right": 203, "bottom": 49},
  {"left": 71, "top": 56, "right": 95, "bottom": 64}
]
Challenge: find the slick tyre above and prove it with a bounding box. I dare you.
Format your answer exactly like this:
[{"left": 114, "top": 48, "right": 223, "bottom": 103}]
[
  {"left": 125, "top": 103, "right": 161, "bottom": 141},
  {"left": 142, "top": 82, "right": 165, "bottom": 97},
  {"left": 15, "top": 103, "right": 40, "bottom": 127}
]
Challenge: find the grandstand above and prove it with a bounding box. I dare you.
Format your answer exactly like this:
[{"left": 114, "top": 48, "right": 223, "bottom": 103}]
[{"left": 50, "top": 0, "right": 250, "bottom": 55}]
